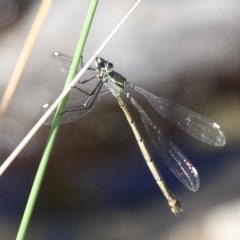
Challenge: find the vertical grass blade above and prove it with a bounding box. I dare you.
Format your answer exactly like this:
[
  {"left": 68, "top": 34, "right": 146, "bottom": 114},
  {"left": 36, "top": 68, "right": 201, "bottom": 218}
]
[{"left": 16, "top": 1, "right": 99, "bottom": 239}]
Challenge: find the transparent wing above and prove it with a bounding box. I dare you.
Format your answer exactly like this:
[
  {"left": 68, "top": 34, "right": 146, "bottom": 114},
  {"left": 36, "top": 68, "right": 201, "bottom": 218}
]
[
  {"left": 52, "top": 51, "right": 96, "bottom": 80},
  {"left": 128, "top": 95, "right": 199, "bottom": 192},
  {"left": 128, "top": 83, "right": 226, "bottom": 147},
  {"left": 52, "top": 52, "right": 82, "bottom": 73}
]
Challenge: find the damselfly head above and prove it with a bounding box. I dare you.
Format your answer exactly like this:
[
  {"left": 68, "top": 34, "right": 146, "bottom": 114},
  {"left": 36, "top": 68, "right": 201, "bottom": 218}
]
[{"left": 95, "top": 57, "right": 114, "bottom": 73}]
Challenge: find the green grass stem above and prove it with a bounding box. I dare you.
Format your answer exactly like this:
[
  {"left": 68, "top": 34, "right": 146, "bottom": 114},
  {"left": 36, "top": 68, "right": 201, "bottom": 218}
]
[{"left": 16, "top": 1, "right": 98, "bottom": 239}]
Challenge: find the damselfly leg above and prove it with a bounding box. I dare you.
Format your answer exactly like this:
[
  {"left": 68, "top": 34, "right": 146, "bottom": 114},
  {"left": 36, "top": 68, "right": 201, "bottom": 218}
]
[{"left": 42, "top": 54, "right": 109, "bottom": 124}]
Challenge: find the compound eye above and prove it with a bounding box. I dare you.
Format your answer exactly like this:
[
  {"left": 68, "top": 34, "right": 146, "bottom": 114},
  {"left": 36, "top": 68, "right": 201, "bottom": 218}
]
[
  {"left": 96, "top": 57, "right": 105, "bottom": 67},
  {"left": 108, "top": 62, "right": 113, "bottom": 68},
  {"left": 107, "top": 62, "right": 113, "bottom": 71}
]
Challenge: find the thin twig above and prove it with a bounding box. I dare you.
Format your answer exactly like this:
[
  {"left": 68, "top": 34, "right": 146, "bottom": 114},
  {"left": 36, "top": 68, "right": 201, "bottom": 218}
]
[{"left": 0, "top": 0, "right": 52, "bottom": 124}]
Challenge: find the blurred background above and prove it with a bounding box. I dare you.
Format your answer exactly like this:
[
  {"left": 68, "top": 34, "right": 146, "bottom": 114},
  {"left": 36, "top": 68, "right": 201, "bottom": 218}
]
[{"left": 0, "top": 0, "right": 240, "bottom": 239}]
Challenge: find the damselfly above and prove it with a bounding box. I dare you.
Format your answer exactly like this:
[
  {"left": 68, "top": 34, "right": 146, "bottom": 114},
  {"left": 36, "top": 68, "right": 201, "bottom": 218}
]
[{"left": 42, "top": 52, "right": 226, "bottom": 214}]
